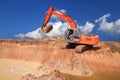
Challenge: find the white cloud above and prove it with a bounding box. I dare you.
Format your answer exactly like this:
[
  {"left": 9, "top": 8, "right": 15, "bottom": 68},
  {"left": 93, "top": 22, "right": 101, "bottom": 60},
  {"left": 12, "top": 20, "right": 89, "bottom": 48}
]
[
  {"left": 15, "top": 9, "right": 69, "bottom": 39},
  {"left": 15, "top": 21, "right": 71, "bottom": 39},
  {"left": 15, "top": 8, "right": 95, "bottom": 39},
  {"left": 15, "top": 33, "right": 25, "bottom": 39},
  {"left": 15, "top": 28, "right": 47, "bottom": 39},
  {"left": 15, "top": 21, "right": 95, "bottom": 39},
  {"left": 46, "top": 22, "right": 70, "bottom": 37},
  {"left": 24, "top": 28, "right": 47, "bottom": 39},
  {"left": 96, "top": 13, "right": 120, "bottom": 34},
  {"left": 78, "top": 21, "right": 95, "bottom": 34}
]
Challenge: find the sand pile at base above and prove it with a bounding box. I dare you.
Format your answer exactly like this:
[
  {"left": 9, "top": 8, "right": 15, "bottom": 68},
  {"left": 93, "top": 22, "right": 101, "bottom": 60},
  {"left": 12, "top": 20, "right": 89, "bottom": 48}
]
[{"left": 22, "top": 70, "right": 67, "bottom": 80}]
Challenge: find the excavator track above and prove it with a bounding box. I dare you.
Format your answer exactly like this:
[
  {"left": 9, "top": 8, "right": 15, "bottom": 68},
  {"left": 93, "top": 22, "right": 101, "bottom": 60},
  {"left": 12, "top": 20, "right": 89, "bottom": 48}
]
[{"left": 75, "top": 45, "right": 93, "bottom": 53}]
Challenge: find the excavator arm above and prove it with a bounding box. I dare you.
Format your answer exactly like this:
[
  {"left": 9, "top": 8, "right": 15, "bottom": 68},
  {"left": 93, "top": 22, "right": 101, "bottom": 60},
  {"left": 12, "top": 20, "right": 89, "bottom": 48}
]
[
  {"left": 41, "top": 6, "right": 77, "bottom": 33},
  {"left": 42, "top": 6, "right": 53, "bottom": 28},
  {"left": 41, "top": 6, "right": 99, "bottom": 49}
]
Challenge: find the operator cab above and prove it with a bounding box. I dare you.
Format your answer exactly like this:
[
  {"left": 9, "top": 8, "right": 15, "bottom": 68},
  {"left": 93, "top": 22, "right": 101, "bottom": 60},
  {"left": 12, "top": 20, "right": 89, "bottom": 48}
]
[{"left": 65, "top": 28, "right": 82, "bottom": 42}]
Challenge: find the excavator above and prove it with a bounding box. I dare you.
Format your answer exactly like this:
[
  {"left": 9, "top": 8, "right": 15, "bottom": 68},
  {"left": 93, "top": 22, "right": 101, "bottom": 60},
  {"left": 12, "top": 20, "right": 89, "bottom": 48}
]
[{"left": 41, "top": 6, "right": 99, "bottom": 52}]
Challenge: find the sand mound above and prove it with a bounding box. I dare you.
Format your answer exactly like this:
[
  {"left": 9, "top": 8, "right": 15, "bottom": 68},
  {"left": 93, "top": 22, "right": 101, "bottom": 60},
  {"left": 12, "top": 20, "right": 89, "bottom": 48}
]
[{"left": 22, "top": 70, "right": 67, "bottom": 80}]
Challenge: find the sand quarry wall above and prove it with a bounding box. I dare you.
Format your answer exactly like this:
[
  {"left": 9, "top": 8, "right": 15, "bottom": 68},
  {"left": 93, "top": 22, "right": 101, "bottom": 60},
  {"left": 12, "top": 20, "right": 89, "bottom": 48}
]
[
  {"left": 0, "top": 38, "right": 93, "bottom": 76},
  {"left": 0, "top": 37, "right": 120, "bottom": 74}
]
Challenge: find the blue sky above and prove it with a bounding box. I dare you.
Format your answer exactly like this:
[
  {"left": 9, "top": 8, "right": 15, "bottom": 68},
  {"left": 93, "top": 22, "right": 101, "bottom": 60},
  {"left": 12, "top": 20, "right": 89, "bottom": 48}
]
[{"left": 0, "top": 0, "right": 120, "bottom": 41}]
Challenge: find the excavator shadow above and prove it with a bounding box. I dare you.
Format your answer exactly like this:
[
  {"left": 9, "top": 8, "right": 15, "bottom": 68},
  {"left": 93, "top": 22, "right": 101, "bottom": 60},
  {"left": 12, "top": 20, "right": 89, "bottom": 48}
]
[
  {"left": 90, "top": 46, "right": 101, "bottom": 51},
  {"left": 65, "top": 43, "right": 78, "bottom": 49}
]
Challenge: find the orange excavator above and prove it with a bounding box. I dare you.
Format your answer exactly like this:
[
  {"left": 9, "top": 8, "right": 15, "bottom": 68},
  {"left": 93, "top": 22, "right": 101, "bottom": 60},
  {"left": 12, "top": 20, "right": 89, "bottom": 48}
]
[{"left": 41, "top": 6, "right": 99, "bottom": 52}]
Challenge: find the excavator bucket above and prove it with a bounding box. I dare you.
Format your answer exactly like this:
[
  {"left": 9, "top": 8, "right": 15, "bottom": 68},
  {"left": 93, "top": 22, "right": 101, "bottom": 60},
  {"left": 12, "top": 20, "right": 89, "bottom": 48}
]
[{"left": 41, "top": 25, "right": 53, "bottom": 33}]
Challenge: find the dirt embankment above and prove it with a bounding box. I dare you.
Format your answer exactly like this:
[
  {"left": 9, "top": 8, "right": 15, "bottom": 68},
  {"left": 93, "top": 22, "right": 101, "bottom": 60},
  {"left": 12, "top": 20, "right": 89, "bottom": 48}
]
[
  {"left": 0, "top": 36, "right": 120, "bottom": 80},
  {"left": 80, "top": 42, "right": 120, "bottom": 73}
]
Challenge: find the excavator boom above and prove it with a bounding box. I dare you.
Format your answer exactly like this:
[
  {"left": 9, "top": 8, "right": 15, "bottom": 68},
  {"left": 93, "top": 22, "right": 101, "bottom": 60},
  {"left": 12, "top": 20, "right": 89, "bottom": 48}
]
[
  {"left": 41, "top": 6, "right": 77, "bottom": 33},
  {"left": 52, "top": 11, "right": 77, "bottom": 29}
]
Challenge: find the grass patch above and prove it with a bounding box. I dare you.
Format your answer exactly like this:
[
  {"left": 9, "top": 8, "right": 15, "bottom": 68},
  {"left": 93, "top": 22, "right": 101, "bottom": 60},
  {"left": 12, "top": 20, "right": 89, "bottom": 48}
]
[{"left": 105, "top": 42, "right": 120, "bottom": 52}]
